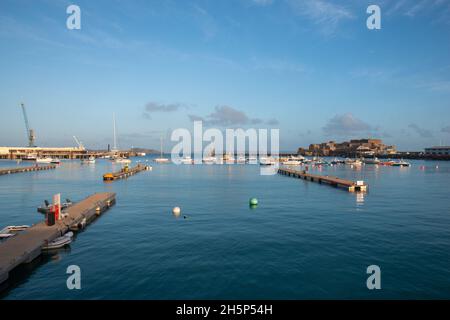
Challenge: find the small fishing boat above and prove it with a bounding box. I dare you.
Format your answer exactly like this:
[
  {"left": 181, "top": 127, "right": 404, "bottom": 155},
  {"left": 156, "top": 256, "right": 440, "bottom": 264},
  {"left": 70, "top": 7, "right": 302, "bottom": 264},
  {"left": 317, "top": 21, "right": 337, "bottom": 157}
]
[
  {"left": 289, "top": 155, "right": 305, "bottom": 162},
  {"left": 330, "top": 158, "right": 344, "bottom": 165},
  {"left": 180, "top": 156, "right": 193, "bottom": 164},
  {"left": 202, "top": 156, "right": 216, "bottom": 164},
  {"left": 114, "top": 157, "right": 131, "bottom": 164},
  {"left": 51, "top": 158, "right": 61, "bottom": 164},
  {"left": 312, "top": 158, "right": 329, "bottom": 166},
  {"left": 236, "top": 155, "right": 246, "bottom": 164},
  {"left": 42, "top": 232, "right": 73, "bottom": 250},
  {"left": 392, "top": 160, "right": 411, "bottom": 167},
  {"left": 364, "top": 157, "right": 380, "bottom": 165},
  {"left": 345, "top": 158, "right": 362, "bottom": 166},
  {"left": 379, "top": 160, "right": 395, "bottom": 166},
  {"left": 23, "top": 153, "right": 37, "bottom": 161},
  {"left": 37, "top": 199, "right": 73, "bottom": 214},
  {"left": 281, "top": 156, "right": 302, "bottom": 166},
  {"left": 259, "top": 157, "right": 277, "bottom": 166},
  {"left": 0, "top": 225, "right": 30, "bottom": 239},
  {"left": 223, "top": 153, "right": 235, "bottom": 164},
  {"left": 0, "top": 233, "right": 15, "bottom": 239},
  {"left": 81, "top": 156, "right": 96, "bottom": 164},
  {"left": 36, "top": 157, "right": 53, "bottom": 163}
]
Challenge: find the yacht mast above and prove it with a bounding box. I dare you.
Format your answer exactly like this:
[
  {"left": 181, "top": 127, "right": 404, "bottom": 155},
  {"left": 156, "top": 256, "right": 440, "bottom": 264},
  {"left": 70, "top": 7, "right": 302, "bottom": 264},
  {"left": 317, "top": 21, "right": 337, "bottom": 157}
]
[{"left": 113, "top": 112, "right": 117, "bottom": 151}]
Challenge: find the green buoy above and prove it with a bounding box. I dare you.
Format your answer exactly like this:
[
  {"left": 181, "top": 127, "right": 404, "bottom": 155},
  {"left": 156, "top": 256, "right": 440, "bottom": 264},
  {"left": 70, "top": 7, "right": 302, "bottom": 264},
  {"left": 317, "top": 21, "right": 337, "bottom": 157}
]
[{"left": 249, "top": 198, "right": 258, "bottom": 206}]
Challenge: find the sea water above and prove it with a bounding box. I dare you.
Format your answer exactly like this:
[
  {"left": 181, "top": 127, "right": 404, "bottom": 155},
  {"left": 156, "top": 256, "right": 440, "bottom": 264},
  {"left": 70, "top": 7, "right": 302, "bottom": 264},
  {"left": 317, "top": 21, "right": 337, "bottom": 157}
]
[{"left": 0, "top": 158, "right": 449, "bottom": 299}]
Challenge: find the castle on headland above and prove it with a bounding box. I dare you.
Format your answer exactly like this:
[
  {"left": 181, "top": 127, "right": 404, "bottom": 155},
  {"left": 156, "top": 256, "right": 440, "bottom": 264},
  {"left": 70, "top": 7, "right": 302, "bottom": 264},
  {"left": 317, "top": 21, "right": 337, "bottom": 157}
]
[{"left": 298, "top": 139, "right": 397, "bottom": 157}]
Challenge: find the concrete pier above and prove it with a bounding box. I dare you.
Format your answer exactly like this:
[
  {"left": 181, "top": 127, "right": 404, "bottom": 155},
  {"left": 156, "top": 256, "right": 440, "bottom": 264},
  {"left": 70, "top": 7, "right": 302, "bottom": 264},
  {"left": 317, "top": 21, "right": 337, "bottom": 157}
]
[
  {"left": 0, "top": 192, "right": 116, "bottom": 285},
  {"left": 0, "top": 164, "right": 56, "bottom": 176},
  {"left": 278, "top": 168, "right": 368, "bottom": 192},
  {"left": 103, "top": 163, "right": 150, "bottom": 181}
]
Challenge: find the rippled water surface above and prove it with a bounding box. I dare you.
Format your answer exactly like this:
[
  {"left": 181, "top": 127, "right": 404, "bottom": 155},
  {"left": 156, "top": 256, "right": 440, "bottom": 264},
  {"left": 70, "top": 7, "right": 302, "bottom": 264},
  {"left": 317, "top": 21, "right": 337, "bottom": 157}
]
[{"left": 1, "top": 158, "right": 449, "bottom": 299}]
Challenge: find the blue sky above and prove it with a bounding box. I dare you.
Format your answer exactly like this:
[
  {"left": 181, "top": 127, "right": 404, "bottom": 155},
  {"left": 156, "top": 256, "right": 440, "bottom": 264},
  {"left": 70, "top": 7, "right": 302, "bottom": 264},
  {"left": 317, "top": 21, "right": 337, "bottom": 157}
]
[{"left": 0, "top": 0, "right": 449, "bottom": 151}]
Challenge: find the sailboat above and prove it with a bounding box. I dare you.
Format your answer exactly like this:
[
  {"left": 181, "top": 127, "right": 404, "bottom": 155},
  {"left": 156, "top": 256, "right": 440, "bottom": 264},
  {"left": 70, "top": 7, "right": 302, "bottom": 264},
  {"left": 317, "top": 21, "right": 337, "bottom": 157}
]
[
  {"left": 110, "top": 113, "right": 132, "bottom": 164},
  {"left": 154, "top": 137, "right": 169, "bottom": 163},
  {"left": 202, "top": 148, "right": 216, "bottom": 164}
]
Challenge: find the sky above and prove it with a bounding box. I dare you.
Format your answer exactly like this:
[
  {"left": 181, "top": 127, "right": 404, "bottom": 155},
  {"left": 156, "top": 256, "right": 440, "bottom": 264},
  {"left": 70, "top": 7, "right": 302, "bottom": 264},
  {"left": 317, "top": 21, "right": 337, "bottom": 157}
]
[{"left": 0, "top": 0, "right": 449, "bottom": 151}]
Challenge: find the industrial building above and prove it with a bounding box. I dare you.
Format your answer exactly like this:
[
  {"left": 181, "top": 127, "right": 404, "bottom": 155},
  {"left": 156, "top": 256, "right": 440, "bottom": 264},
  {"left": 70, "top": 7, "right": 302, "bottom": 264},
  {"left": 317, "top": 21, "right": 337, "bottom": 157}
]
[
  {"left": 424, "top": 147, "right": 450, "bottom": 156},
  {"left": 0, "top": 146, "right": 88, "bottom": 160}
]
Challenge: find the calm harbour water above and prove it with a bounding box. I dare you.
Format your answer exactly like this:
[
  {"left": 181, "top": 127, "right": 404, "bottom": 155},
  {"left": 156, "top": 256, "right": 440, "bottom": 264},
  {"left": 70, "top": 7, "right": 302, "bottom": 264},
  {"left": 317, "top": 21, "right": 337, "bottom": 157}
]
[{"left": 0, "top": 157, "right": 449, "bottom": 299}]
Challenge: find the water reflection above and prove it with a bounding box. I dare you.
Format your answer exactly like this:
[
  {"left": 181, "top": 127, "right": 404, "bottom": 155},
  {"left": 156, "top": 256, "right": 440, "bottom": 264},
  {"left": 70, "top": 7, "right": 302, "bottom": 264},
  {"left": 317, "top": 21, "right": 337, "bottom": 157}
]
[{"left": 356, "top": 192, "right": 365, "bottom": 206}]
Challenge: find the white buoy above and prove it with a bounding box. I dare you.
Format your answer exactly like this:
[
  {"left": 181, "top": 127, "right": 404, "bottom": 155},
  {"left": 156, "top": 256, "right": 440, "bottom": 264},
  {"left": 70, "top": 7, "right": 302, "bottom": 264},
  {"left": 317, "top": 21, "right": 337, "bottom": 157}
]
[{"left": 172, "top": 207, "right": 181, "bottom": 216}]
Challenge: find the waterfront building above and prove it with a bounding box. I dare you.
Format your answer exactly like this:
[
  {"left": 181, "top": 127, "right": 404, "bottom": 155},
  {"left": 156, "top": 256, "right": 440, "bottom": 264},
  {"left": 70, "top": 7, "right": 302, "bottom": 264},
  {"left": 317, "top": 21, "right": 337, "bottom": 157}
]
[
  {"left": 0, "top": 146, "right": 87, "bottom": 160},
  {"left": 298, "top": 139, "right": 396, "bottom": 157},
  {"left": 424, "top": 146, "right": 450, "bottom": 156}
]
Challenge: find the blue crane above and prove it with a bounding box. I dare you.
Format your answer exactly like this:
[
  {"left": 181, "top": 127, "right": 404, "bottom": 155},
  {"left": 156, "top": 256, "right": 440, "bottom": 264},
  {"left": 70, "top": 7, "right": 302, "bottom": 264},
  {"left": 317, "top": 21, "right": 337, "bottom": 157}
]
[{"left": 20, "top": 103, "right": 36, "bottom": 147}]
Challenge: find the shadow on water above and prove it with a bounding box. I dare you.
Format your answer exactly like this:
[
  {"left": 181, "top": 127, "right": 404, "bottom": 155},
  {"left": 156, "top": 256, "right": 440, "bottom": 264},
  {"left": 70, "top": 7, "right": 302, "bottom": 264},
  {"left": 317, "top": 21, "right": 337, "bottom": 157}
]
[
  {"left": 0, "top": 248, "right": 71, "bottom": 298},
  {"left": 0, "top": 208, "right": 110, "bottom": 299}
]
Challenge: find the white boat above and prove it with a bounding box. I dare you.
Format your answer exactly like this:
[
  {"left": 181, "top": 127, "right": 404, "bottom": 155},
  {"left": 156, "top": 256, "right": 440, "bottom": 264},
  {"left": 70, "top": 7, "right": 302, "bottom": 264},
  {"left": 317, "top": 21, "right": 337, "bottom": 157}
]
[
  {"left": 2, "top": 225, "right": 30, "bottom": 232},
  {"left": 154, "top": 137, "right": 169, "bottom": 163},
  {"left": 202, "top": 156, "right": 216, "bottom": 164},
  {"left": 180, "top": 156, "right": 193, "bottom": 164},
  {"left": 43, "top": 232, "right": 73, "bottom": 250},
  {"left": 289, "top": 155, "right": 305, "bottom": 161},
  {"left": 364, "top": 157, "right": 380, "bottom": 165},
  {"left": 281, "top": 155, "right": 303, "bottom": 166},
  {"left": 23, "top": 153, "right": 37, "bottom": 161},
  {"left": 331, "top": 158, "right": 344, "bottom": 165},
  {"left": 247, "top": 156, "right": 258, "bottom": 164},
  {"left": 259, "top": 157, "right": 277, "bottom": 166},
  {"left": 345, "top": 158, "right": 362, "bottom": 166},
  {"left": 0, "top": 233, "right": 15, "bottom": 239},
  {"left": 36, "top": 157, "right": 53, "bottom": 163},
  {"left": 0, "top": 225, "right": 30, "bottom": 239},
  {"left": 392, "top": 160, "right": 411, "bottom": 167},
  {"left": 81, "top": 156, "right": 96, "bottom": 164},
  {"left": 223, "top": 154, "right": 235, "bottom": 164},
  {"left": 236, "top": 155, "right": 246, "bottom": 164},
  {"left": 282, "top": 159, "right": 302, "bottom": 166},
  {"left": 313, "top": 158, "right": 329, "bottom": 166},
  {"left": 114, "top": 157, "right": 131, "bottom": 164},
  {"left": 51, "top": 158, "right": 61, "bottom": 164}
]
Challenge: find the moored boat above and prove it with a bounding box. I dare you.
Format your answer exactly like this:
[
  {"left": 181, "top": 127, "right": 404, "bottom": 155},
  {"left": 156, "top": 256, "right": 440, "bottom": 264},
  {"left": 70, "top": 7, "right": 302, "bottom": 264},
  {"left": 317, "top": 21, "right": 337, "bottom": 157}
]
[
  {"left": 364, "top": 157, "right": 380, "bottom": 165},
  {"left": 154, "top": 137, "right": 169, "bottom": 163},
  {"left": 0, "top": 225, "right": 30, "bottom": 239},
  {"left": 180, "top": 156, "right": 193, "bottom": 164},
  {"left": 259, "top": 157, "right": 277, "bottom": 166},
  {"left": 345, "top": 158, "right": 362, "bottom": 166},
  {"left": 42, "top": 232, "right": 73, "bottom": 250},
  {"left": 36, "top": 157, "right": 53, "bottom": 163},
  {"left": 236, "top": 155, "right": 246, "bottom": 164},
  {"left": 202, "top": 156, "right": 216, "bottom": 164},
  {"left": 114, "top": 157, "right": 131, "bottom": 164},
  {"left": 392, "top": 160, "right": 411, "bottom": 167},
  {"left": 81, "top": 156, "right": 96, "bottom": 164}
]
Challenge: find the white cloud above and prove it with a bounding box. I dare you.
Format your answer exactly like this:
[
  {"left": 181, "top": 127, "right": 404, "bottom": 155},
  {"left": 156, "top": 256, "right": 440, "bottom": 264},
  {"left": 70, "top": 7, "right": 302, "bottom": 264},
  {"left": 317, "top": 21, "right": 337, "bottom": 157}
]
[
  {"left": 323, "top": 113, "right": 373, "bottom": 136},
  {"left": 287, "top": 0, "right": 354, "bottom": 35}
]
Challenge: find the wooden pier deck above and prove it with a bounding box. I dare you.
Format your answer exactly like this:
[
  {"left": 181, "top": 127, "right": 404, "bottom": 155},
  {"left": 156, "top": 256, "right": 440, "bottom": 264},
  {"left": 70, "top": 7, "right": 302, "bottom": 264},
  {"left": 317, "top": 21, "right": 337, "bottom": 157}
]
[
  {"left": 278, "top": 168, "right": 368, "bottom": 192},
  {"left": 103, "top": 163, "right": 150, "bottom": 181},
  {"left": 0, "top": 192, "right": 116, "bottom": 285},
  {"left": 0, "top": 164, "right": 56, "bottom": 176}
]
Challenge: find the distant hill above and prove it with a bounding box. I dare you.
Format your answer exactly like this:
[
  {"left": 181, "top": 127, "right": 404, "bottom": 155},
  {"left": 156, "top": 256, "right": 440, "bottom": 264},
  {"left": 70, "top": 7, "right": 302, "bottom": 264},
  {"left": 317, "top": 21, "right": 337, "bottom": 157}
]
[{"left": 131, "top": 147, "right": 159, "bottom": 154}]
